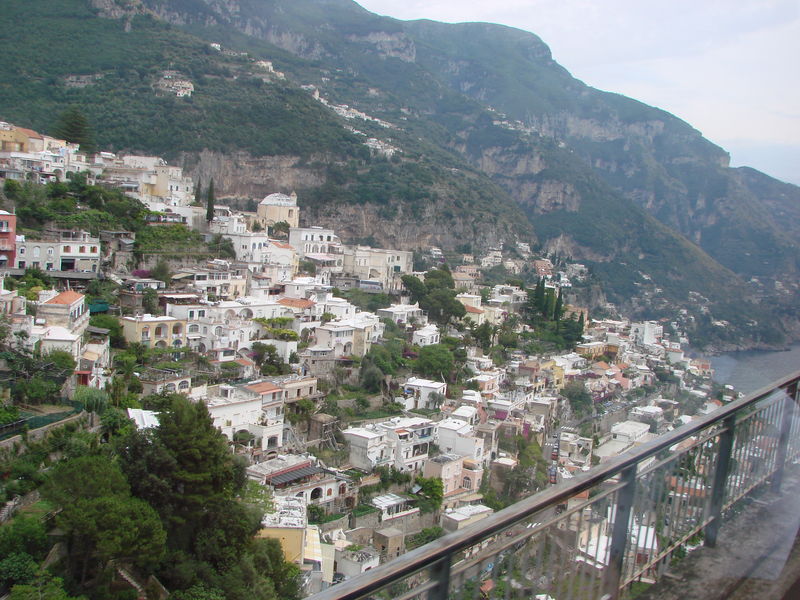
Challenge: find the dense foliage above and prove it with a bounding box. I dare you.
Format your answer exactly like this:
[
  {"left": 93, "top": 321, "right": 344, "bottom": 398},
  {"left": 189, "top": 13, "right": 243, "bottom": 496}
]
[
  {"left": 3, "top": 175, "right": 147, "bottom": 234},
  {"left": 16, "top": 393, "right": 303, "bottom": 600}
]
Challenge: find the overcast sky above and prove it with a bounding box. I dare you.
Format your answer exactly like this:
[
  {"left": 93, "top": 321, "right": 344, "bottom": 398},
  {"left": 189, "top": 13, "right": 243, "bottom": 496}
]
[{"left": 356, "top": 0, "right": 800, "bottom": 185}]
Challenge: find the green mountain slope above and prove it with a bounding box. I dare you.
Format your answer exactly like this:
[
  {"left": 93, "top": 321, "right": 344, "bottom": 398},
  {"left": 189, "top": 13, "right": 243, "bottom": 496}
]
[
  {"left": 1, "top": 0, "right": 795, "bottom": 348},
  {"left": 0, "top": 0, "right": 532, "bottom": 248},
  {"left": 401, "top": 17, "right": 800, "bottom": 287}
]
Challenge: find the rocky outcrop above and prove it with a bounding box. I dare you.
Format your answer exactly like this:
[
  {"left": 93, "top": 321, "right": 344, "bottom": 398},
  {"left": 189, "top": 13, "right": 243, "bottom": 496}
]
[
  {"left": 303, "top": 201, "right": 513, "bottom": 252},
  {"left": 179, "top": 151, "right": 325, "bottom": 199},
  {"left": 346, "top": 32, "right": 416, "bottom": 62},
  {"left": 177, "top": 150, "right": 523, "bottom": 251},
  {"left": 543, "top": 234, "right": 613, "bottom": 263},
  {"left": 509, "top": 180, "right": 581, "bottom": 214},
  {"left": 474, "top": 146, "right": 546, "bottom": 177}
]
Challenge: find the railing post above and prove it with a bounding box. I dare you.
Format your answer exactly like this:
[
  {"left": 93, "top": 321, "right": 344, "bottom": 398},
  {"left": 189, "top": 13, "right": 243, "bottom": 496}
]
[
  {"left": 429, "top": 555, "right": 452, "bottom": 600},
  {"left": 705, "top": 414, "right": 736, "bottom": 548},
  {"left": 602, "top": 465, "right": 637, "bottom": 600},
  {"left": 771, "top": 381, "right": 799, "bottom": 493}
]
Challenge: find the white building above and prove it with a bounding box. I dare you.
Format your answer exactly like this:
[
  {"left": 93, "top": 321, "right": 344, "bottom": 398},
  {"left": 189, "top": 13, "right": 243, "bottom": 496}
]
[
  {"left": 289, "top": 226, "right": 341, "bottom": 259},
  {"left": 441, "top": 504, "right": 493, "bottom": 532},
  {"left": 342, "top": 426, "right": 394, "bottom": 472},
  {"left": 630, "top": 321, "right": 663, "bottom": 347},
  {"left": 437, "top": 418, "right": 487, "bottom": 466},
  {"left": 399, "top": 377, "right": 447, "bottom": 411},
  {"left": 345, "top": 413, "right": 443, "bottom": 474},
  {"left": 376, "top": 303, "right": 427, "bottom": 326},
  {"left": 166, "top": 297, "right": 293, "bottom": 355},
  {"left": 16, "top": 230, "right": 101, "bottom": 272},
  {"left": 610, "top": 420, "right": 651, "bottom": 444},
  {"left": 412, "top": 323, "right": 440, "bottom": 347},
  {"left": 341, "top": 246, "right": 413, "bottom": 292}
]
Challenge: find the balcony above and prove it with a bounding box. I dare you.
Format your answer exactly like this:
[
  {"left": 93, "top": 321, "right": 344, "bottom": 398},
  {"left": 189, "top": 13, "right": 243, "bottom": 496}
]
[{"left": 308, "top": 370, "right": 800, "bottom": 600}]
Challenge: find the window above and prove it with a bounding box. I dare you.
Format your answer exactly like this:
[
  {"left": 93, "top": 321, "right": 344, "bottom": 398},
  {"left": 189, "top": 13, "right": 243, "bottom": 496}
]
[
  {"left": 90, "top": 246, "right": 97, "bottom": 253},
  {"left": 47, "top": 247, "right": 54, "bottom": 255},
  {"left": 33, "top": 247, "right": 40, "bottom": 258},
  {"left": 17, "top": 261, "right": 25, "bottom": 268},
  {"left": 63, "top": 246, "right": 71, "bottom": 253},
  {"left": 79, "top": 246, "right": 86, "bottom": 253},
  {"left": 18, "top": 247, "right": 25, "bottom": 256}
]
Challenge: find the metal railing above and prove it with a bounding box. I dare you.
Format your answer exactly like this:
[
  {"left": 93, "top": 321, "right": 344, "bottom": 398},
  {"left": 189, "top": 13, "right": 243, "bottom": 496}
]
[{"left": 309, "top": 369, "right": 800, "bottom": 600}]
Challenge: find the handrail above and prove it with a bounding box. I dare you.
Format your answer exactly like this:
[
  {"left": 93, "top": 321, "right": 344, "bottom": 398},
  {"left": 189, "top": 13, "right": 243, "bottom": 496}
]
[{"left": 309, "top": 368, "right": 800, "bottom": 600}]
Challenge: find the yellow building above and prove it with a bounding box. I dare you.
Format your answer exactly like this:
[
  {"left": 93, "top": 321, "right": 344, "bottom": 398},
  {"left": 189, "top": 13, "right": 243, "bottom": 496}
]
[
  {"left": 256, "top": 192, "right": 300, "bottom": 229},
  {"left": 256, "top": 495, "right": 308, "bottom": 564},
  {"left": 120, "top": 314, "right": 187, "bottom": 349},
  {"left": 0, "top": 125, "right": 41, "bottom": 152}
]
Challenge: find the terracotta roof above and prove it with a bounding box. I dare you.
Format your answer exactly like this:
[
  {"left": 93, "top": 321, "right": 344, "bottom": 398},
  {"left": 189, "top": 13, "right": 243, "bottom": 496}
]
[
  {"left": 246, "top": 381, "right": 281, "bottom": 394},
  {"left": 15, "top": 127, "right": 43, "bottom": 139},
  {"left": 271, "top": 241, "right": 293, "bottom": 249},
  {"left": 464, "top": 305, "right": 484, "bottom": 314},
  {"left": 278, "top": 297, "right": 315, "bottom": 309},
  {"left": 235, "top": 358, "right": 255, "bottom": 366},
  {"left": 44, "top": 290, "right": 84, "bottom": 305}
]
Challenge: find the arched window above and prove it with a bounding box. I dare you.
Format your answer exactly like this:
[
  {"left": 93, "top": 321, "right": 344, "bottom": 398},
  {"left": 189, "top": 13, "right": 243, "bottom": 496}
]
[
  {"left": 189, "top": 324, "right": 199, "bottom": 333},
  {"left": 310, "top": 487, "right": 323, "bottom": 500},
  {"left": 33, "top": 247, "right": 40, "bottom": 258}
]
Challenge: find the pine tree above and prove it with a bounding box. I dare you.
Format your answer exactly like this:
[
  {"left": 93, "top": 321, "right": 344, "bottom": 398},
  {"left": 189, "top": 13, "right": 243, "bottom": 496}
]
[
  {"left": 205, "top": 178, "right": 215, "bottom": 222},
  {"left": 52, "top": 106, "right": 96, "bottom": 154}
]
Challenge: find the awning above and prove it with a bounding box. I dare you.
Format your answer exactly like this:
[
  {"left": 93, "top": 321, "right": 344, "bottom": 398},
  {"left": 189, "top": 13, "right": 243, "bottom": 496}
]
[{"left": 268, "top": 465, "right": 323, "bottom": 486}]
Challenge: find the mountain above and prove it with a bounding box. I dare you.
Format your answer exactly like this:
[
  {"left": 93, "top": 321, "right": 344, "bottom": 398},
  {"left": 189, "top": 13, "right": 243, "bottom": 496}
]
[{"left": 1, "top": 0, "right": 797, "bottom": 349}]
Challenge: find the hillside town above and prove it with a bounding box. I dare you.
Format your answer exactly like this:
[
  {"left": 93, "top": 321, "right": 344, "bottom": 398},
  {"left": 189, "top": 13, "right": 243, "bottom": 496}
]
[{"left": 0, "top": 120, "right": 732, "bottom": 597}]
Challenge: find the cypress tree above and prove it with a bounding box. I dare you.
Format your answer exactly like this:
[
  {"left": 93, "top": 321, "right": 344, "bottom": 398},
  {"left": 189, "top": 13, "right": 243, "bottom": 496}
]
[
  {"left": 534, "top": 278, "right": 545, "bottom": 313},
  {"left": 555, "top": 289, "right": 564, "bottom": 321},
  {"left": 205, "top": 178, "right": 215, "bottom": 222},
  {"left": 544, "top": 289, "right": 555, "bottom": 321}
]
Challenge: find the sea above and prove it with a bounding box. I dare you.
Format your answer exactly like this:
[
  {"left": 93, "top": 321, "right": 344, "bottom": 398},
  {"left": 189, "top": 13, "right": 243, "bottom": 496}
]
[{"left": 709, "top": 343, "right": 800, "bottom": 394}]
